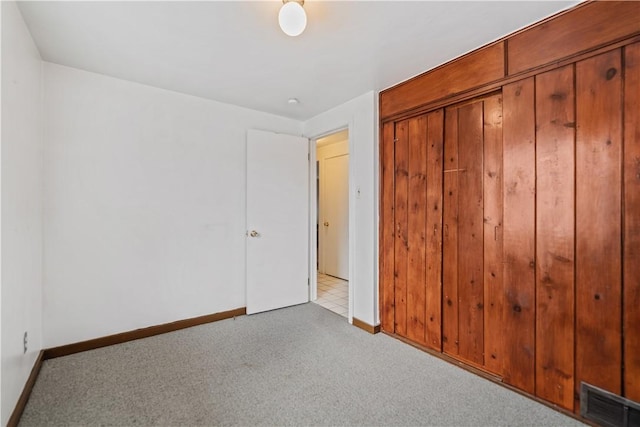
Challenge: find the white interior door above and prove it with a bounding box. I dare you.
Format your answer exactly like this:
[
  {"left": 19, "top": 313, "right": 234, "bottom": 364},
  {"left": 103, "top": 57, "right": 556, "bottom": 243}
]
[
  {"left": 323, "top": 154, "right": 349, "bottom": 280},
  {"left": 246, "top": 129, "right": 309, "bottom": 315}
]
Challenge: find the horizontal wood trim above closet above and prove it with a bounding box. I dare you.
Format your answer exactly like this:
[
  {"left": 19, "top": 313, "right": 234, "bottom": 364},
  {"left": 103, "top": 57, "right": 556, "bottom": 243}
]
[
  {"left": 380, "top": 33, "right": 640, "bottom": 124},
  {"left": 379, "top": 43, "right": 505, "bottom": 120},
  {"left": 380, "top": 1, "right": 640, "bottom": 122},
  {"left": 43, "top": 307, "right": 246, "bottom": 359},
  {"left": 508, "top": 1, "right": 640, "bottom": 75},
  {"left": 7, "top": 351, "right": 45, "bottom": 427}
]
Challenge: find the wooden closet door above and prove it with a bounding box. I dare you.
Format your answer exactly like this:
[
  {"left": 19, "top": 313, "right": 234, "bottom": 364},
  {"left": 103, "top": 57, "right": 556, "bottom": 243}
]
[
  {"left": 456, "top": 101, "right": 485, "bottom": 366},
  {"left": 534, "top": 66, "right": 575, "bottom": 410},
  {"left": 500, "top": 78, "right": 536, "bottom": 394},
  {"left": 623, "top": 41, "right": 640, "bottom": 404},
  {"left": 425, "top": 111, "right": 444, "bottom": 350},
  {"left": 442, "top": 94, "right": 503, "bottom": 369},
  {"left": 380, "top": 122, "right": 395, "bottom": 333},
  {"left": 382, "top": 110, "right": 443, "bottom": 349},
  {"left": 575, "top": 48, "right": 623, "bottom": 406}
]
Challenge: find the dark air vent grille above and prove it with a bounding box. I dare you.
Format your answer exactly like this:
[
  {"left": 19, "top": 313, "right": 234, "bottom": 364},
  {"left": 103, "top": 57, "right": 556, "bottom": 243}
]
[
  {"left": 581, "top": 383, "right": 640, "bottom": 427},
  {"left": 630, "top": 407, "right": 640, "bottom": 427}
]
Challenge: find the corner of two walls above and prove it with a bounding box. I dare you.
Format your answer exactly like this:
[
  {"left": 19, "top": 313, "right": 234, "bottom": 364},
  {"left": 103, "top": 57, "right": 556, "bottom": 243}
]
[{"left": 1, "top": 1, "right": 44, "bottom": 425}]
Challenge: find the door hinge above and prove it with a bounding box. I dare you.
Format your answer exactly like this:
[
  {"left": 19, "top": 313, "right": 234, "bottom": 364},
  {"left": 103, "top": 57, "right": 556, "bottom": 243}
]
[
  {"left": 308, "top": 152, "right": 310, "bottom": 161},
  {"left": 308, "top": 277, "right": 310, "bottom": 286}
]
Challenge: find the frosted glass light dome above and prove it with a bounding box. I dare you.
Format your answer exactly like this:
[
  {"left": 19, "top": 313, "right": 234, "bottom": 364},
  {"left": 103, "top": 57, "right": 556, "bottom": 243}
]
[{"left": 278, "top": 2, "right": 307, "bottom": 37}]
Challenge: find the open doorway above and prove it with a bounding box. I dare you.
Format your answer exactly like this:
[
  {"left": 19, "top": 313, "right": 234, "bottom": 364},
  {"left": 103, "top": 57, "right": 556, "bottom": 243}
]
[{"left": 313, "top": 129, "right": 349, "bottom": 318}]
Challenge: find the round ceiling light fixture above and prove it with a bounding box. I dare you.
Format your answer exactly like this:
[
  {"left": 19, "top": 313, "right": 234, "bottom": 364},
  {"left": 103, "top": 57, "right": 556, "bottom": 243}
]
[{"left": 278, "top": 0, "right": 307, "bottom": 37}]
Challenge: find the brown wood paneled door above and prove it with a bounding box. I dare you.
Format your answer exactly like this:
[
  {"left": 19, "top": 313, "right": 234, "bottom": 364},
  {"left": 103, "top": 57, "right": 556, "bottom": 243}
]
[
  {"left": 534, "top": 66, "right": 576, "bottom": 410},
  {"left": 379, "top": 3, "right": 640, "bottom": 416},
  {"left": 623, "top": 41, "right": 640, "bottom": 404},
  {"left": 425, "top": 111, "right": 444, "bottom": 350},
  {"left": 394, "top": 119, "right": 410, "bottom": 338},
  {"left": 380, "top": 46, "right": 638, "bottom": 417},
  {"left": 380, "top": 110, "right": 443, "bottom": 349},
  {"left": 482, "top": 94, "right": 505, "bottom": 377},
  {"left": 406, "top": 116, "right": 428, "bottom": 345},
  {"left": 442, "top": 94, "right": 503, "bottom": 369},
  {"left": 501, "top": 78, "right": 536, "bottom": 394},
  {"left": 575, "top": 49, "right": 623, "bottom": 408},
  {"left": 442, "top": 106, "right": 459, "bottom": 356},
  {"left": 380, "top": 121, "right": 395, "bottom": 333}
]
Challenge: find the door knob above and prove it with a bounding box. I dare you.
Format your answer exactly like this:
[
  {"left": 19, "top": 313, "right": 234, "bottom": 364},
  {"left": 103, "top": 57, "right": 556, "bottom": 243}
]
[
  {"left": 250, "top": 230, "right": 259, "bottom": 237},
  {"left": 324, "top": 222, "right": 329, "bottom": 227}
]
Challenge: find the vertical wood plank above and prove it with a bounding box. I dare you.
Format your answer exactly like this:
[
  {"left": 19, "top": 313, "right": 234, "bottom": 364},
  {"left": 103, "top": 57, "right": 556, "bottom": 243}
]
[
  {"left": 426, "top": 109, "right": 444, "bottom": 350},
  {"left": 406, "top": 115, "right": 428, "bottom": 345},
  {"left": 457, "top": 101, "right": 485, "bottom": 366},
  {"left": 482, "top": 94, "right": 505, "bottom": 377},
  {"left": 624, "top": 42, "right": 640, "bottom": 402},
  {"left": 502, "top": 79, "right": 536, "bottom": 394},
  {"left": 575, "top": 49, "right": 623, "bottom": 402},
  {"left": 443, "top": 107, "right": 460, "bottom": 356},
  {"left": 394, "top": 120, "right": 410, "bottom": 338},
  {"left": 535, "top": 66, "right": 575, "bottom": 410},
  {"left": 380, "top": 121, "right": 396, "bottom": 333}
]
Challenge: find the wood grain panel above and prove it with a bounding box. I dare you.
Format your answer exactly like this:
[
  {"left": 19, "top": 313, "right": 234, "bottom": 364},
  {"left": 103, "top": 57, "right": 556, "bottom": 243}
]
[
  {"left": 508, "top": 1, "right": 640, "bottom": 75},
  {"left": 380, "top": 121, "right": 396, "bottom": 333},
  {"left": 575, "top": 50, "right": 623, "bottom": 402},
  {"left": 623, "top": 42, "right": 640, "bottom": 402},
  {"left": 501, "top": 79, "right": 536, "bottom": 394},
  {"left": 456, "top": 101, "right": 485, "bottom": 366},
  {"left": 425, "top": 109, "right": 444, "bottom": 350},
  {"left": 534, "top": 66, "right": 575, "bottom": 410},
  {"left": 443, "top": 107, "right": 460, "bottom": 356},
  {"left": 406, "top": 115, "right": 428, "bottom": 345},
  {"left": 394, "top": 120, "right": 410, "bottom": 337},
  {"left": 482, "top": 94, "right": 504, "bottom": 376},
  {"left": 380, "top": 43, "right": 505, "bottom": 120}
]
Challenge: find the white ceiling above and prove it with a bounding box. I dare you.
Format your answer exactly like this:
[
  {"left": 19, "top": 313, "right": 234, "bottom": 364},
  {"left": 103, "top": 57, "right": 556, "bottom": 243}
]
[{"left": 17, "top": 1, "right": 579, "bottom": 120}]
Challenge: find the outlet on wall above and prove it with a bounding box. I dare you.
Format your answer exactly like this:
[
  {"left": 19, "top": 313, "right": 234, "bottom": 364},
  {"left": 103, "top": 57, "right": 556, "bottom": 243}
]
[{"left": 24, "top": 331, "right": 28, "bottom": 354}]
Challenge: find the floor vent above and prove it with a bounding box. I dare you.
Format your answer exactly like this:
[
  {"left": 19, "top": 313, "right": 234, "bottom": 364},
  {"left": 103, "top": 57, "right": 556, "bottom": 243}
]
[{"left": 581, "top": 383, "right": 640, "bottom": 427}]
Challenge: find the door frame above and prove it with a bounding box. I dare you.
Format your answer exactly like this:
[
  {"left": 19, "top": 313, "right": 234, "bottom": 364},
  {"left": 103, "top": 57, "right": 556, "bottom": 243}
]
[{"left": 308, "top": 125, "right": 354, "bottom": 322}]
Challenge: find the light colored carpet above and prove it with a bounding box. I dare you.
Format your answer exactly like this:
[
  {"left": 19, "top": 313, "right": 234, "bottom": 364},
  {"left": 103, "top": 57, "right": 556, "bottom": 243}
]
[{"left": 20, "top": 303, "right": 584, "bottom": 426}]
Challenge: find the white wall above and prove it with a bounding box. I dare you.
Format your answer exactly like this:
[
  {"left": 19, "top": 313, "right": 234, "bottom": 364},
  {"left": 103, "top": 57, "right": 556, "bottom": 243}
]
[
  {"left": 304, "top": 92, "right": 379, "bottom": 326},
  {"left": 42, "top": 63, "right": 302, "bottom": 348},
  {"left": 1, "top": 1, "right": 44, "bottom": 425}
]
